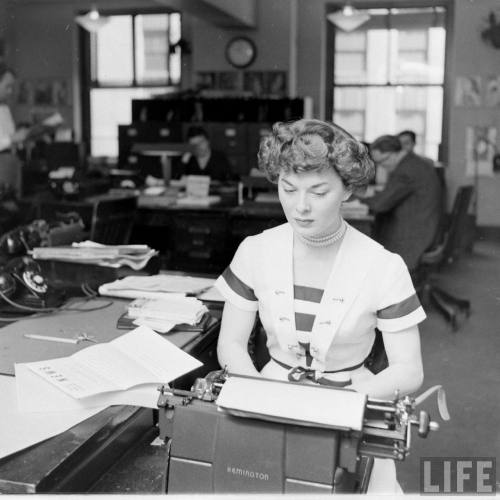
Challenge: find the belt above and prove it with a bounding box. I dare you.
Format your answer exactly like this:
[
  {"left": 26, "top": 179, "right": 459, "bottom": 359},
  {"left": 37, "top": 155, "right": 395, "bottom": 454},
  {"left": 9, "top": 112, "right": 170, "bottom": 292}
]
[
  {"left": 271, "top": 356, "right": 367, "bottom": 387},
  {"left": 0, "top": 149, "right": 12, "bottom": 155}
]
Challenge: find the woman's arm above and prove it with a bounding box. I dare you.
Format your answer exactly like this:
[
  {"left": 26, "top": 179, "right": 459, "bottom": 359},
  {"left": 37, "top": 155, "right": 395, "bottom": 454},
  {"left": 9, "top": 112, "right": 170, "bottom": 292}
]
[
  {"left": 217, "top": 301, "right": 260, "bottom": 377},
  {"left": 349, "top": 325, "right": 424, "bottom": 399}
]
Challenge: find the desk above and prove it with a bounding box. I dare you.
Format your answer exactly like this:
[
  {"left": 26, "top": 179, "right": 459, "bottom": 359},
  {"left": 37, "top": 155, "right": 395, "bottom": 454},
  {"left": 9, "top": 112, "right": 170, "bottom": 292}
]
[
  {"left": 0, "top": 298, "right": 221, "bottom": 493},
  {"left": 132, "top": 202, "right": 374, "bottom": 273}
]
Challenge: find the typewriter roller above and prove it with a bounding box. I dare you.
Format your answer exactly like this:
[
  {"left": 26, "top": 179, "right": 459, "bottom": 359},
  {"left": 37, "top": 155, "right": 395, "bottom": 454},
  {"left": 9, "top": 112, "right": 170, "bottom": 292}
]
[{"left": 157, "top": 369, "right": 448, "bottom": 494}]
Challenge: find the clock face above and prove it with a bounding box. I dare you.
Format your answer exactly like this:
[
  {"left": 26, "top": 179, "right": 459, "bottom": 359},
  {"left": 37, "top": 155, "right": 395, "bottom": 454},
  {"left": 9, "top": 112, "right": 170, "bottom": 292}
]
[{"left": 225, "top": 37, "right": 257, "bottom": 69}]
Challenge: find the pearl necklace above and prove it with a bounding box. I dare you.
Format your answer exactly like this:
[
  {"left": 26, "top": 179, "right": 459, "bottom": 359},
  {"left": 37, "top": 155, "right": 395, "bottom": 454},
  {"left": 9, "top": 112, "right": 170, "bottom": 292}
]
[{"left": 297, "top": 218, "right": 347, "bottom": 248}]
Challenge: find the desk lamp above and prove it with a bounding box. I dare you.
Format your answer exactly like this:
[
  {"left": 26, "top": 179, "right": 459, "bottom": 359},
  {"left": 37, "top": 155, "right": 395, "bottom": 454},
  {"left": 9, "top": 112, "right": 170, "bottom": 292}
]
[{"left": 131, "top": 143, "right": 195, "bottom": 186}]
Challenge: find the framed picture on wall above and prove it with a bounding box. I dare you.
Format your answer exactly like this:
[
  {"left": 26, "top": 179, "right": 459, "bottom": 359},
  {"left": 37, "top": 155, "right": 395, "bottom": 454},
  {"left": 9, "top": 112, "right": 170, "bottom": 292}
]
[
  {"left": 33, "top": 80, "right": 53, "bottom": 106},
  {"left": 196, "top": 72, "right": 216, "bottom": 90},
  {"left": 217, "top": 71, "right": 241, "bottom": 91},
  {"left": 51, "top": 79, "right": 68, "bottom": 106},
  {"left": 243, "top": 71, "right": 265, "bottom": 95},
  {"left": 455, "top": 76, "right": 482, "bottom": 107},
  {"left": 265, "top": 71, "right": 287, "bottom": 96},
  {"left": 17, "top": 80, "right": 34, "bottom": 105}
]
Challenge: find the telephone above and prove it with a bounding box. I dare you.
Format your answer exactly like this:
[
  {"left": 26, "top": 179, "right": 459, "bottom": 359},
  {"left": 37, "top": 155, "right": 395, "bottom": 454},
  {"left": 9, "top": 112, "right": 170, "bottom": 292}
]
[{"left": 0, "top": 256, "right": 62, "bottom": 312}]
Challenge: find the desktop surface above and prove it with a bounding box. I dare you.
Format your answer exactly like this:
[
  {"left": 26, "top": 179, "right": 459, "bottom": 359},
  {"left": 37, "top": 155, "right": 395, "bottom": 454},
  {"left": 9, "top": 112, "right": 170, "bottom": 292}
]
[{"left": 0, "top": 296, "right": 221, "bottom": 493}]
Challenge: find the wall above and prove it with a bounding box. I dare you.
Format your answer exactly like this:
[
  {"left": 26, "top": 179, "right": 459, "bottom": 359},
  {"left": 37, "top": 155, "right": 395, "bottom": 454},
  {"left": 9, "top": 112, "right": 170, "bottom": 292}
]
[
  {"left": 191, "top": 0, "right": 290, "bottom": 72},
  {"left": 446, "top": 0, "right": 500, "bottom": 227},
  {"left": 4, "top": 0, "right": 500, "bottom": 226}
]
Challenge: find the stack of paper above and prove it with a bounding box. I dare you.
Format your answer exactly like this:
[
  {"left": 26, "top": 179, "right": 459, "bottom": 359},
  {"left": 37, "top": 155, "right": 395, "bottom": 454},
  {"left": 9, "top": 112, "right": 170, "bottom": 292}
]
[
  {"left": 98, "top": 274, "right": 215, "bottom": 299},
  {"left": 31, "top": 242, "right": 158, "bottom": 270},
  {"left": 15, "top": 326, "right": 203, "bottom": 412},
  {"left": 127, "top": 296, "right": 208, "bottom": 333}
]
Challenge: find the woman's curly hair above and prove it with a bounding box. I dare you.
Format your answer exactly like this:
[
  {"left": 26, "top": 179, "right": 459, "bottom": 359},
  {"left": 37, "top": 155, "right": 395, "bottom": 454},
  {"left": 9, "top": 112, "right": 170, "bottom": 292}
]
[{"left": 257, "top": 119, "right": 374, "bottom": 189}]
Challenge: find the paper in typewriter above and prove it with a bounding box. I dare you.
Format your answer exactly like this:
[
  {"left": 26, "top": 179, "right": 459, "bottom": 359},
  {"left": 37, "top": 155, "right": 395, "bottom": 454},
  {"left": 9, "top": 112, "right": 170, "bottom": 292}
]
[{"left": 216, "top": 376, "right": 367, "bottom": 431}]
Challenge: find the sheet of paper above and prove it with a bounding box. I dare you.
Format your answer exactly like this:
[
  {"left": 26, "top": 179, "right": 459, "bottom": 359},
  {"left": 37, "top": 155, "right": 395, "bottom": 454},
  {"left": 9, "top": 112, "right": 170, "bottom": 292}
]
[
  {"left": 16, "top": 325, "right": 203, "bottom": 408},
  {"left": 216, "top": 376, "right": 367, "bottom": 431},
  {"left": 15, "top": 364, "right": 168, "bottom": 413},
  {"left": 0, "top": 375, "right": 105, "bottom": 460}
]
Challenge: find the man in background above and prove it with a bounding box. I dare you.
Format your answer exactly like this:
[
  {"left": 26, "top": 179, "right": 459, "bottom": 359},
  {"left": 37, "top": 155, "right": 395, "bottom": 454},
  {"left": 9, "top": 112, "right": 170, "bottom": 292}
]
[
  {"left": 0, "top": 64, "right": 28, "bottom": 196},
  {"left": 361, "top": 135, "right": 443, "bottom": 272}
]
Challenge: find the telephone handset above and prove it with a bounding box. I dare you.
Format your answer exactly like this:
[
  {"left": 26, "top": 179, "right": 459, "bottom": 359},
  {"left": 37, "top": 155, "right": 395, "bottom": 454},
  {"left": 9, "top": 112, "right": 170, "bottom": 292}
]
[{"left": 0, "top": 256, "right": 52, "bottom": 311}]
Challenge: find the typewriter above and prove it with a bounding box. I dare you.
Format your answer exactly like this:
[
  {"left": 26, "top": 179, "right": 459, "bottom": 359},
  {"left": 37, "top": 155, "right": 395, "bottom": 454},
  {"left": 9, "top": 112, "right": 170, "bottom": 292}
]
[{"left": 157, "top": 370, "right": 448, "bottom": 494}]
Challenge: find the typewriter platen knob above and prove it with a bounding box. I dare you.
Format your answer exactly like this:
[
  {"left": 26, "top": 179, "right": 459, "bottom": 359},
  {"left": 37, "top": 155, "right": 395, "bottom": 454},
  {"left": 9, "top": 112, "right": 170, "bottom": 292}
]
[{"left": 417, "top": 410, "right": 440, "bottom": 437}]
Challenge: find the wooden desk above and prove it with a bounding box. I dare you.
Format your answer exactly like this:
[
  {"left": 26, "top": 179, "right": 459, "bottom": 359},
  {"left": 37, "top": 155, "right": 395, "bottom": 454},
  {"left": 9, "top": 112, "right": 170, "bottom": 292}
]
[
  {"left": 0, "top": 299, "right": 220, "bottom": 493},
  {"left": 132, "top": 202, "right": 373, "bottom": 273}
]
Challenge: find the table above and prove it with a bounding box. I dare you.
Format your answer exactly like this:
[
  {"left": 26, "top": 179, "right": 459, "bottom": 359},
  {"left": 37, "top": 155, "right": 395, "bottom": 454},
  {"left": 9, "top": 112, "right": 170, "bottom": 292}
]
[
  {"left": 132, "top": 201, "right": 374, "bottom": 272},
  {"left": 0, "top": 298, "right": 221, "bottom": 493}
]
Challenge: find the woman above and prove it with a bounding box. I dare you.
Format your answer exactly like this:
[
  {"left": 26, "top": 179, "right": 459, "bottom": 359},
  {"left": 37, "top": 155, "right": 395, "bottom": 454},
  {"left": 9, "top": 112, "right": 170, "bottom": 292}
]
[{"left": 214, "top": 119, "right": 424, "bottom": 492}]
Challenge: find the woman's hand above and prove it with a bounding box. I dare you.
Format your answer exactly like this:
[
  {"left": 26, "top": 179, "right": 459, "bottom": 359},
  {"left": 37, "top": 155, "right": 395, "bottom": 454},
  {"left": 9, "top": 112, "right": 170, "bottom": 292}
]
[
  {"left": 217, "top": 301, "right": 260, "bottom": 377},
  {"left": 349, "top": 325, "right": 424, "bottom": 399}
]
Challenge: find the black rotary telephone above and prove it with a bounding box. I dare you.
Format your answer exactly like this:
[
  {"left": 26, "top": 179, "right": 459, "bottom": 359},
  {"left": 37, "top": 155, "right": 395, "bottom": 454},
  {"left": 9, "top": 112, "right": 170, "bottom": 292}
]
[{"left": 0, "top": 256, "right": 53, "bottom": 312}]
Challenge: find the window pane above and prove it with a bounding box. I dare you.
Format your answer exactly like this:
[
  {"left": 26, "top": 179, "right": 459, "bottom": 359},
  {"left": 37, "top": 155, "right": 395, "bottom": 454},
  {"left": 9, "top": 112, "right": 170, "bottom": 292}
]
[
  {"left": 135, "top": 14, "right": 169, "bottom": 84},
  {"left": 335, "top": 85, "right": 442, "bottom": 160},
  {"left": 333, "top": 111, "right": 365, "bottom": 140},
  {"left": 90, "top": 87, "right": 168, "bottom": 157},
  {"left": 334, "top": 87, "right": 366, "bottom": 110},
  {"left": 96, "top": 16, "right": 133, "bottom": 85}
]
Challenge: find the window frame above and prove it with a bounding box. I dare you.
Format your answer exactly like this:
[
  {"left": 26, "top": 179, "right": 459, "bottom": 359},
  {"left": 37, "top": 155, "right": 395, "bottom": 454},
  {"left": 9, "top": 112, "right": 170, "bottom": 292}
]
[
  {"left": 78, "top": 7, "right": 182, "bottom": 156},
  {"left": 325, "top": 0, "right": 453, "bottom": 162}
]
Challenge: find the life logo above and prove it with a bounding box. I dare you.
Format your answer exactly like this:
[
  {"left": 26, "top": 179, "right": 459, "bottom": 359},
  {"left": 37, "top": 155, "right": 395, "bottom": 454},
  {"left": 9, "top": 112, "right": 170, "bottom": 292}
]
[{"left": 420, "top": 457, "right": 496, "bottom": 494}]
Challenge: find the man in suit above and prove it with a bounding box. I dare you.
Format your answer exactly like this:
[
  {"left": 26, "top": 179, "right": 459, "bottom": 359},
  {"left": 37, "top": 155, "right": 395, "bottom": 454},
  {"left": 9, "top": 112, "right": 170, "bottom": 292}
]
[{"left": 361, "top": 135, "right": 442, "bottom": 271}]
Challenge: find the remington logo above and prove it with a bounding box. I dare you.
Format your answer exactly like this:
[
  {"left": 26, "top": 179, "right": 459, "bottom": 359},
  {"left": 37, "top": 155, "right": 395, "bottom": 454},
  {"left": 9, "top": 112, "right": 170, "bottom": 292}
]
[{"left": 226, "top": 466, "right": 270, "bottom": 481}]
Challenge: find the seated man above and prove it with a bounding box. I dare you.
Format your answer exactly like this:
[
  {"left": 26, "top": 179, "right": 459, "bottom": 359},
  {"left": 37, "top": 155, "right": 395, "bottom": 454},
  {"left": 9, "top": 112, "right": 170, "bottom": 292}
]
[
  {"left": 179, "top": 126, "right": 235, "bottom": 181},
  {"left": 360, "top": 135, "right": 443, "bottom": 272}
]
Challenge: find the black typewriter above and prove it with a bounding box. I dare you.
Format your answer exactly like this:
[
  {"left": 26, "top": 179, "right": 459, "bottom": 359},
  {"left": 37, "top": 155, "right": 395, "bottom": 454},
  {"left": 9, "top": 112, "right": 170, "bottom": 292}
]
[{"left": 157, "top": 370, "right": 449, "bottom": 494}]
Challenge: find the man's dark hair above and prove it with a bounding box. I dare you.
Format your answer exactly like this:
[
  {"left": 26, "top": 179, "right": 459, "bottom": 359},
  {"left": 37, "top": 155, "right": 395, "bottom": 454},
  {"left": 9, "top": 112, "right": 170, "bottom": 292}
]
[
  {"left": 186, "top": 125, "right": 209, "bottom": 140},
  {"left": 370, "top": 134, "right": 402, "bottom": 153},
  {"left": 398, "top": 130, "right": 416, "bottom": 143},
  {"left": 0, "top": 63, "right": 15, "bottom": 81}
]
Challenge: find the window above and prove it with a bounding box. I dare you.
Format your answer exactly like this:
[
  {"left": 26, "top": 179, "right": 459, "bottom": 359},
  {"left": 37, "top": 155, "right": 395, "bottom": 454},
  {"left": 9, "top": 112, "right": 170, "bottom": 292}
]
[
  {"left": 327, "top": 5, "right": 448, "bottom": 160},
  {"left": 80, "top": 11, "right": 181, "bottom": 157}
]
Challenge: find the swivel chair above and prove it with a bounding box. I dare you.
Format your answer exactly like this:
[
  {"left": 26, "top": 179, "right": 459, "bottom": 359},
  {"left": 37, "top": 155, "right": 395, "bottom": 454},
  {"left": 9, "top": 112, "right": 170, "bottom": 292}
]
[{"left": 417, "top": 186, "right": 474, "bottom": 331}]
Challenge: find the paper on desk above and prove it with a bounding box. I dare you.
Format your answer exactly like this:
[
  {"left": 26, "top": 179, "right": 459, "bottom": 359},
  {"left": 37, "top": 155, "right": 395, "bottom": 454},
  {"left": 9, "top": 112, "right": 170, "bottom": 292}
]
[
  {"left": 216, "top": 376, "right": 367, "bottom": 431},
  {"left": 15, "top": 326, "right": 202, "bottom": 412},
  {"left": 99, "top": 274, "right": 216, "bottom": 296},
  {"left": 0, "top": 375, "right": 105, "bottom": 460}
]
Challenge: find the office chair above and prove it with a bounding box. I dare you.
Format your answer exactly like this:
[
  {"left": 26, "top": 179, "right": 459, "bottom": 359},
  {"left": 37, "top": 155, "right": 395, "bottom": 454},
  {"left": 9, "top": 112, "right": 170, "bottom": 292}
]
[
  {"left": 417, "top": 185, "right": 474, "bottom": 331},
  {"left": 90, "top": 195, "right": 138, "bottom": 245}
]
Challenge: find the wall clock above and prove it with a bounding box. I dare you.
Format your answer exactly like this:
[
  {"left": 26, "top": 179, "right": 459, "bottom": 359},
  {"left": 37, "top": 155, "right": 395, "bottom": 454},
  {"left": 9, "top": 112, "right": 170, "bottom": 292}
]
[{"left": 225, "top": 37, "right": 257, "bottom": 69}]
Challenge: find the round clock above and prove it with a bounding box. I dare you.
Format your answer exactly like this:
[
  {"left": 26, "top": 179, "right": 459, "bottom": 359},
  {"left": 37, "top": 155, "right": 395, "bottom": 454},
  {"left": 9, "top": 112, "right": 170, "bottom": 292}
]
[{"left": 225, "top": 37, "right": 257, "bottom": 69}]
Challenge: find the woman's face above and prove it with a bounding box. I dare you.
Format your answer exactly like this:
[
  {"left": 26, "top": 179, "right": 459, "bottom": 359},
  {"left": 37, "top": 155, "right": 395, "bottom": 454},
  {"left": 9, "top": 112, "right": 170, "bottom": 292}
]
[{"left": 278, "top": 167, "right": 351, "bottom": 238}]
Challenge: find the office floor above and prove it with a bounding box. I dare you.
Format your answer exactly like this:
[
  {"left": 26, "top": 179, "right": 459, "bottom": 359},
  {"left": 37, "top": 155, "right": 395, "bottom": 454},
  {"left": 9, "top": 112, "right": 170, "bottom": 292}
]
[
  {"left": 397, "top": 237, "right": 500, "bottom": 492},
  {"left": 91, "top": 238, "right": 500, "bottom": 494}
]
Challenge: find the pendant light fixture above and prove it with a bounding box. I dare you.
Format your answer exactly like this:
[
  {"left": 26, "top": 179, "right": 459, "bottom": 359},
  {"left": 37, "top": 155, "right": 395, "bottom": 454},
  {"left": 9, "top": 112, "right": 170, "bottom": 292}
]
[
  {"left": 75, "top": 5, "right": 109, "bottom": 33},
  {"left": 327, "top": 2, "right": 370, "bottom": 32}
]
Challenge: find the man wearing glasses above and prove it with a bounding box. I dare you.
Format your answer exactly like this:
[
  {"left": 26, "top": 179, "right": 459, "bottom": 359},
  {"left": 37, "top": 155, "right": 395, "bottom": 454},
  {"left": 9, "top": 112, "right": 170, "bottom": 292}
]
[{"left": 359, "top": 135, "right": 442, "bottom": 272}]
